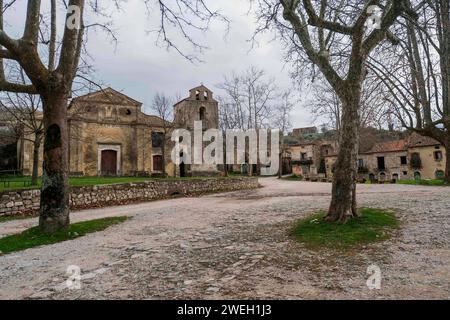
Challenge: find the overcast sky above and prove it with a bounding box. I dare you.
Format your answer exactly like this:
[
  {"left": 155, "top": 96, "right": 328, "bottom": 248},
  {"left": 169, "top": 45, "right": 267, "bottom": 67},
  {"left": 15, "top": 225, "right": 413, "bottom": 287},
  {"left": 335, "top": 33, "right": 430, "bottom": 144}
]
[{"left": 4, "top": 0, "right": 315, "bottom": 128}]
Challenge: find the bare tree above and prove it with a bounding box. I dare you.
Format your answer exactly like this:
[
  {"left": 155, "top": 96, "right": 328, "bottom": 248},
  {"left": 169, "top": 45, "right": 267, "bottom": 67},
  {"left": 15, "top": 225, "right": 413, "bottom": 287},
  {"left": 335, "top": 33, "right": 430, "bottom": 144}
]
[
  {"left": 218, "top": 66, "right": 278, "bottom": 175},
  {"left": 274, "top": 91, "right": 293, "bottom": 178},
  {"left": 369, "top": 0, "right": 450, "bottom": 182},
  {"left": 0, "top": 0, "right": 226, "bottom": 233},
  {"left": 150, "top": 92, "right": 173, "bottom": 176},
  {"left": 310, "top": 76, "right": 394, "bottom": 132},
  {"left": 253, "top": 0, "right": 413, "bottom": 222},
  {"left": 0, "top": 92, "right": 43, "bottom": 185}
]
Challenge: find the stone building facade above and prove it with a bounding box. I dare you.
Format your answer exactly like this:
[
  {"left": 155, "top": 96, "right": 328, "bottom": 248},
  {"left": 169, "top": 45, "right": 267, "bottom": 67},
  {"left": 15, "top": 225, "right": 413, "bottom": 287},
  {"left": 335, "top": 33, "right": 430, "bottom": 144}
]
[
  {"left": 324, "top": 133, "right": 447, "bottom": 181},
  {"left": 18, "top": 85, "right": 221, "bottom": 178}
]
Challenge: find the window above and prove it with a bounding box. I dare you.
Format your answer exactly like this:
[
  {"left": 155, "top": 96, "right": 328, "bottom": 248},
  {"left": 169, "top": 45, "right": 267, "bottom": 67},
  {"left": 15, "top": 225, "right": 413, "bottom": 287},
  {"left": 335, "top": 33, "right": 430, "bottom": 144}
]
[
  {"left": 358, "top": 159, "right": 364, "bottom": 168},
  {"left": 301, "top": 153, "right": 307, "bottom": 160},
  {"left": 400, "top": 156, "right": 407, "bottom": 165},
  {"left": 403, "top": 171, "right": 408, "bottom": 176},
  {"left": 126, "top": 109, "right": 132, "bottom": 115},
  {"left": 377, "top": 157, "right": 385, "bottom": 170},
  {"left": 195, "top": 90, "right": 200, "bottom": 100},
  {"left": 434, "top": 151, "right": 443, "bottom": 161},
  {"left": 153, "top": 155, "right": 163, "bottom": 172},
  {"left": 152, "top": 132, "right": 164, "bottom": 148}
]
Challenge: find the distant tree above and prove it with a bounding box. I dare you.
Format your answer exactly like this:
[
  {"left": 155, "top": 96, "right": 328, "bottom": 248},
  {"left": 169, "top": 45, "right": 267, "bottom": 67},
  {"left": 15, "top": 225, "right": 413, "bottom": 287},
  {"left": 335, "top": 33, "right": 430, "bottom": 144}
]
[
  {"left": 150, "top": 93, "right": 173, "bottom": 176},
  {"left": 218, "top": 66, "right": 278, "bottom": 176}
]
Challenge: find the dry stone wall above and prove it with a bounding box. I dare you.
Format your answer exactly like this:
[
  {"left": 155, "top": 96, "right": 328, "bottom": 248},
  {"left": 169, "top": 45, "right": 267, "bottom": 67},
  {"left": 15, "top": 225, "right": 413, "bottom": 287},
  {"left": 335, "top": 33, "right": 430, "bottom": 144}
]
[{"left": 0, "top": 177, "right": 259, "bottom": 217}]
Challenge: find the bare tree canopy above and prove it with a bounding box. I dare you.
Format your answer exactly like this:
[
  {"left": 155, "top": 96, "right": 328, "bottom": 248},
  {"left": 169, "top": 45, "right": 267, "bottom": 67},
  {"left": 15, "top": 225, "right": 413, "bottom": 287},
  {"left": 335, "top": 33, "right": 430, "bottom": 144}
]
[
  {"left": 251, "top": 0, "right": 415, "bottom": 222},
  {"left": 0, "top": 0, "right": 227, "bottom": 233},
  {"left": 368, "top": 0, "right": 450, "bottom": 181}
]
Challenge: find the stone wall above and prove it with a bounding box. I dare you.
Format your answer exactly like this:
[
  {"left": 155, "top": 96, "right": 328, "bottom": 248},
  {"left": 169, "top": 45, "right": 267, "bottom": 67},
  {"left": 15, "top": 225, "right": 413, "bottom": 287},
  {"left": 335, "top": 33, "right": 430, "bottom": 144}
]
[{"left": 0, "top": 177, "right": 259, "bottom": 217}]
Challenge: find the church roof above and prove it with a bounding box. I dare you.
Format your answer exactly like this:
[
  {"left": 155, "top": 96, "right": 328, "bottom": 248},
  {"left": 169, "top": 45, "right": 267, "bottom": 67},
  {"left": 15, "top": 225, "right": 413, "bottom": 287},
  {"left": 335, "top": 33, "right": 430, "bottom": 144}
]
[
  {"left": 189, "top": 84, "right": 212, "bottom": 93},
  {"left": 69, "top": 87, "right": 142, "bottom": 108}
]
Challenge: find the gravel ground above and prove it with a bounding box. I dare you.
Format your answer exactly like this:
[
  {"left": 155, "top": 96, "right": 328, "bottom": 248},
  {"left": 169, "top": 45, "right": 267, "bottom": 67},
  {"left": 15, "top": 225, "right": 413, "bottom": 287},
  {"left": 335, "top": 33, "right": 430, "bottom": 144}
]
[{"left": 0, "top": 178, "right": 449, "bottom": 300}]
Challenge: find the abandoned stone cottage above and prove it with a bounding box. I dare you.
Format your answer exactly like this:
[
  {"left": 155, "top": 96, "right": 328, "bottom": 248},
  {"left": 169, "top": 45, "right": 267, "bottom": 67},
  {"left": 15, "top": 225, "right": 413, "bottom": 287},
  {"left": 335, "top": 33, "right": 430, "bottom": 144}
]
[{"left": 11, "top": 85, "right": 220, "bottom": 177}]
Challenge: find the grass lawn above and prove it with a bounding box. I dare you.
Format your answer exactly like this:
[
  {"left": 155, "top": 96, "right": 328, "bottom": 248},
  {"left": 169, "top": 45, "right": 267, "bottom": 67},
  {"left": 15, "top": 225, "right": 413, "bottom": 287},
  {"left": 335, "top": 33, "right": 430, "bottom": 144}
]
[
  {"left": 0, "top": 175, "right": 240, "bottom": 192},
  {"left": 0, "top": 216, "right": 128, "bottom": 255},
  {"left": 292, "top": 208, "right": 399, "bottom": 249},
  {"left": 282, "top": 174, "right": 304, "bottom": 181},
  {"left": 398, "top": 179, "right": 448, "bottom": 186}
]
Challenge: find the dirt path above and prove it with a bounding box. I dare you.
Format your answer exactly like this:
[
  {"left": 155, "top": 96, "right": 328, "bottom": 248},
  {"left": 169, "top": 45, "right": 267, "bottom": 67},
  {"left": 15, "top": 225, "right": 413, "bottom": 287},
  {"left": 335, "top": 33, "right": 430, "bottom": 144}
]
[{"left": 0, "top": 178, "right": 449, "bottom": 299}]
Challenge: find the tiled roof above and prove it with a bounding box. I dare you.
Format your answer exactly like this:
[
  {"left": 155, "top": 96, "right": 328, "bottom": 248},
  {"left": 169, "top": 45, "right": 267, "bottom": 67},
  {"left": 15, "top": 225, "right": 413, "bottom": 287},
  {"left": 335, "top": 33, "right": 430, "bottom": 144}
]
[
  {"left": 364, "top": 139, "right": 407, "bottom": 154},
  {"left": 407, "top": 132, "right": 441, "bottom": 148}
]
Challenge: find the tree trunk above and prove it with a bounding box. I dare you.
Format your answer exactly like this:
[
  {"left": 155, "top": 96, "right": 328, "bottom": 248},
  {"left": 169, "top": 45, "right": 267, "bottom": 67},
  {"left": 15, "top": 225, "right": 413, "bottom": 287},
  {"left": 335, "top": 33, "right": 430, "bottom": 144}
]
[
  {"left": 278, "top": 150, "right": 282, "bottom": 179},
  {"left": 326, "top": 96, "right": 360, "bottom": 223},
  {"left": 38, "top": 91, "right": 70, "bottom": 234},
  {"left": 162, "top": 132, "right": 167, "bottom": 177},
  {"left": 445, "top": 141, "right": 450, "bottom": 184},
  {"left": 31, "top": 132, "right": 42, "bottom": 186}
]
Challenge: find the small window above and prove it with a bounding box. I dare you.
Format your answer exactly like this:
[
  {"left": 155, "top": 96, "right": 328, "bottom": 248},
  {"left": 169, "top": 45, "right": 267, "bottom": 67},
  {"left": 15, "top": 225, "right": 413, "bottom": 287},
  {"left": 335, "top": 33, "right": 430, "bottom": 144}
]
[
  {"left": 195, "top": 90, "right": 200, "bottom": 100},
  {"left": 435, "top": 145, "right": 440, "bottom": 149},
  {"left": 434, "top": 151, "right": 443, "bottom": 161},
  {"left": 358, "top": 159, "right": 364, "bottom": 168},
  {"left": 400, "top": 156, "right": 407, "bottom": 165},
  {"left": 403, "top": 171, "right": 408, "bottom": 176},
  {"left": 126, "top": 109, "right": 132, "bottom": 115},
  {"left": 301, "top": 153, "right": 307, "bottom": 160},
  {"left": 152, "top": 132, "right": 164, "bottom": 148}
]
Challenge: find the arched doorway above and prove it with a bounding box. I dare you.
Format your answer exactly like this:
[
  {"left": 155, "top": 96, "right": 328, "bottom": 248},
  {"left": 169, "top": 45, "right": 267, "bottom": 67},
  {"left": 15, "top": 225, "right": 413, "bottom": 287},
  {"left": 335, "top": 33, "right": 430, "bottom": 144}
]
[
  {"left": 101, "top": 150, "right": 118, "bottom": 176},
  {"left": 369, "top": 173, "right": 375, "bottom": 183},
  {"left": 392, "top": 173, "right": 399, "bottom": 183},
  {"left": 414, "top": 171, "right": 421, "bottom": 180},
  {"left": 379, "top": 172, "right": 386, "bottom": 182},
  {"left": 435, "top": 170, "right": 445, "bottom": 180},
  {"left": 179, "top": 152, "right": 186, "bottom": 177}
]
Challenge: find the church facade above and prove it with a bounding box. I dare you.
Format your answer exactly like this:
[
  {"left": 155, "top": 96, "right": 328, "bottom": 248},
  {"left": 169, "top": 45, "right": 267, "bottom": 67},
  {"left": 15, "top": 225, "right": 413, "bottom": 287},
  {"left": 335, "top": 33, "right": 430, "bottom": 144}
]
[{"left": 20, "top": 85, "right": 220, "bottom": 177}]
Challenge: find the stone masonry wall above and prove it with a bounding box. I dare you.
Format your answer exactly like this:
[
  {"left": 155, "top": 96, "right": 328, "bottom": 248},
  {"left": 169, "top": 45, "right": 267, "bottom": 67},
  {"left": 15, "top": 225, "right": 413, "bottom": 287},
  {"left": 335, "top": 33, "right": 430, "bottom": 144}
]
[{"left": 0, "top": 177, "right": 259, "bottom": 217}]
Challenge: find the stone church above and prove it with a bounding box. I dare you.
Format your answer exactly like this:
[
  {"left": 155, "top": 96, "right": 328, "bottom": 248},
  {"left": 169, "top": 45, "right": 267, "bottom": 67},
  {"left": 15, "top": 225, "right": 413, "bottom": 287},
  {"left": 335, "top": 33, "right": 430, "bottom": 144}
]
[{"left": 18, "top": 85, "right": 220, "bottom": 177}]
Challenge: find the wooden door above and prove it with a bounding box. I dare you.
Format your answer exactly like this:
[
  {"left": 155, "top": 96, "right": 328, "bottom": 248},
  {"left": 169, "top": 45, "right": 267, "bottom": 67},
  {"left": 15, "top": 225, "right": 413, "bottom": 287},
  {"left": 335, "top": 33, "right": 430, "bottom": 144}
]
[
  {"left": 153, "top": 155, "right": 163, "bottom": 172},
  {"left": 101, "top": 150, "right": 117, "bottom": 176}
]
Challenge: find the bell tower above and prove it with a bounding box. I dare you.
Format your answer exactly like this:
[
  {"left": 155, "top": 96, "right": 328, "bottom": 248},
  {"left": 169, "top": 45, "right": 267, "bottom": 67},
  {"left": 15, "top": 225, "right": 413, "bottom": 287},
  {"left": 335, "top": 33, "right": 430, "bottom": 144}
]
[
  {"left": 174, "top": 85, "right": 219, "bottom": 131},
  {"left": 173, "top": 85, "right": 220, "bottom": 177}
]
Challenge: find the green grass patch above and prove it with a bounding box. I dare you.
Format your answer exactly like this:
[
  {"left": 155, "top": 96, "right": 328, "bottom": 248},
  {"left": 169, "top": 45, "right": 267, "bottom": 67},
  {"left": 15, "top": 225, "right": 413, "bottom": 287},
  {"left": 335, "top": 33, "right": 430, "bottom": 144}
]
[
  {"left": 398, "top": 179, "right": 448, "bottom": 186},
  {"left": 0, "top": 176, "right": 245, "bottom": 192},
  {"left": 292, "top": 208, "right": 399, "bottom": 249},
  {"left": 0, "top": 216, "right": 128, "bottom": 255},
  {"left": 282, "top": 174, "right": 304, "bottom": 181}
]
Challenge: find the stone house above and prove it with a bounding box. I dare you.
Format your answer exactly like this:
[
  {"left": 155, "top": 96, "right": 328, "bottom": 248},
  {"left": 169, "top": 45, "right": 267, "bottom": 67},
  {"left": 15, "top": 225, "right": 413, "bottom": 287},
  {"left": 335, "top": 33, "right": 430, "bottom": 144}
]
[
  {"left": 288, "top": 142, "right": 320, "bottom": 177},
  {"left": 324, "top": 133, "right": 447, "bottom": 181},
  {"left": 17, "top": 85, "right": 221, "bottom": 177},
  {"left": 358, "top": 139, "right": 409, "bottom": 182},
  {"left": 406, "top": 133, "right": 447, "bottom": 180}
]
